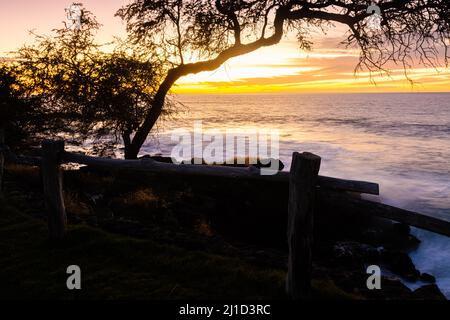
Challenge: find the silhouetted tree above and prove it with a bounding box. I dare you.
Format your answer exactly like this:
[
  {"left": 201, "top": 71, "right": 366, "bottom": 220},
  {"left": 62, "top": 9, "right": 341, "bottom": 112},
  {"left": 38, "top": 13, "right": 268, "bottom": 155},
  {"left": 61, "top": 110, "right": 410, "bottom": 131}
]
[
  {"left": 16, "top": 7, "right": 173, "bottom": 157},
  {"left": 0, "top": 64, "right": 44, "bottom": 149},
  {"left": 117, "top": 0, "right": 450, "bottom": 158}
]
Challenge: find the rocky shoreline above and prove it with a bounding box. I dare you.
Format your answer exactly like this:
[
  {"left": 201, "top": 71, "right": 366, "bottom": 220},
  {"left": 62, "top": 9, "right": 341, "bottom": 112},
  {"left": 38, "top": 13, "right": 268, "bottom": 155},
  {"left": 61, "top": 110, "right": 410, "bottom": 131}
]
[
  {"left": 3, "top": 159, "right": 447, "bottom": 300},
  {"left": 71, "top": 156, "right": 446, "bottom": 300}
]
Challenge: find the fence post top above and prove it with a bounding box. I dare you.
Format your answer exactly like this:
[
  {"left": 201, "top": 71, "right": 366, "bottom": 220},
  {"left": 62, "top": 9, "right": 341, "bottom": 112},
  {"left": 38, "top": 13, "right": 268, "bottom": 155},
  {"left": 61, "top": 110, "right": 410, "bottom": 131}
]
[{"left": 292, "top": 152, "right": 321, "bottom": 161}]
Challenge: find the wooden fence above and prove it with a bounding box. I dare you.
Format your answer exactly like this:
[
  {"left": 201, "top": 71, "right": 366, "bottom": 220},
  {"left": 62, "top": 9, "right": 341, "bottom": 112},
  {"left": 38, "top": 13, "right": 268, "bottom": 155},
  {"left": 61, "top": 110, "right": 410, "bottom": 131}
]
[{"left": 1, "top": 137, "right": 450, "bottom": 299}]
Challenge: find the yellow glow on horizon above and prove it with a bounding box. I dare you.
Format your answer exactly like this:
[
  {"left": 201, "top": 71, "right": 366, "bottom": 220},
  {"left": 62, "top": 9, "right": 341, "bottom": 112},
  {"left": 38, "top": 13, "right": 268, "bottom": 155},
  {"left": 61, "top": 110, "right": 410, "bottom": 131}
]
[
  {"left": 2, "top": 0, "right": 449, "bottom": 95},
  {"left": 172, "top": 68, "right": 450, "bottom": 94},
  {"left": 173, "top": 37, "right": 450, "bottom": 94}
]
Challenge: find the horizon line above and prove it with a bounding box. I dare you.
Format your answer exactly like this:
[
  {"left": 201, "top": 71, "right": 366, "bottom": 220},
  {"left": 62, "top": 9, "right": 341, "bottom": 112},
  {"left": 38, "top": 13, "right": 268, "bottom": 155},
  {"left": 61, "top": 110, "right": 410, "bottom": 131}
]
[{"left": 172, "top": 91, "right": 450, "bottom": 95}]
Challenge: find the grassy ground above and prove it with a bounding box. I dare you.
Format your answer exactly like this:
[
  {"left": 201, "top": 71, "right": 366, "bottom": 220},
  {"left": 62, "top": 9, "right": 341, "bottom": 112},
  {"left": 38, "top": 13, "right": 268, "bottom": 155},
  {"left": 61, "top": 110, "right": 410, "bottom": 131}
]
[
  {"left": 0, "top": 163, "right": 363, "bottom": 300},
  {"left": 0, "top": 196, "right": 360, "bottom": 300},
  {"left": 0, "top": 197, "right": 291, "bottom": 300}
]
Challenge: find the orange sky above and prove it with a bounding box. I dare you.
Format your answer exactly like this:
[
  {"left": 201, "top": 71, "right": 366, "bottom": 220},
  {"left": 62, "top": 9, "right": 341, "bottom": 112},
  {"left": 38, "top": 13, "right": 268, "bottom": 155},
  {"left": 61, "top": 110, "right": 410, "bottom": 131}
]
[{"left": 1, "top": 0, "right": 449, "bottom": 93}]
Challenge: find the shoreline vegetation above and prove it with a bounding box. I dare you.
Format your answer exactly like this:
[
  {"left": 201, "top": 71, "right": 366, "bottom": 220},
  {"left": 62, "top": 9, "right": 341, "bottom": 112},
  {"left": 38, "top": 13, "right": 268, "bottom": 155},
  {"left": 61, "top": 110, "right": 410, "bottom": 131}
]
[{"left": 0, "top": 158, "right": 446, "bottom": 300}]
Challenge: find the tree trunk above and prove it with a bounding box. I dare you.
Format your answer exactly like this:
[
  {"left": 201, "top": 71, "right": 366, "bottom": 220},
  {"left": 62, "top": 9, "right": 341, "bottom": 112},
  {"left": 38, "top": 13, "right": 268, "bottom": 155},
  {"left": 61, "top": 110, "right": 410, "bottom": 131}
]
[
  {"left": 125, "top": 102, "right": 164, "bottom": 159},
  {"left": 122, "top": 131, "right": 133, "bottom": 159},
  {"left": 126, "top": 83, "right": 174, "bottom": 159},
  {"left": 124, "top": 17, "right": 287, "bottom": 159}
]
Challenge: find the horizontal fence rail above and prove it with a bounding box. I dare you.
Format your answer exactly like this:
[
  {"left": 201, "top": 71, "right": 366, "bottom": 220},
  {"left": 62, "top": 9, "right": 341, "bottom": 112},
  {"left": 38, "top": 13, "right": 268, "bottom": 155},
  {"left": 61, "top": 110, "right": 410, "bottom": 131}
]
[
  {"left": 321, "top": 190, "right": 450, "bottom": 238},
  {"left": 1, "top": 140, "right": 449, "bottom": 237},
  {"left": 61, "top": 151, "right": 380, "bottom": 195},
  {"left": 0, "top": 144, "right": 379, "bottom": 195},
  {"left": 1, "top": 139, "right": 450, "bottom": 299},
  {"left": 0, "top": 144, "right": 42, "bottom": 166}
]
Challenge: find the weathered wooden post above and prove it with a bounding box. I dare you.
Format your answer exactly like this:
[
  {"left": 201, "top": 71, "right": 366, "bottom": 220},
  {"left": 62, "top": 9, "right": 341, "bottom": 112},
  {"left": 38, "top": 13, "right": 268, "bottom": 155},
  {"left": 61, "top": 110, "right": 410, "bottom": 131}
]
[
  {"left": 0, "top": 127, "right": 5, "bottom": 194},
  {"left": 286, "top": 152, "right": 321, "bottom": 299},
  {"left": 41, "top": 140, "right": 66, "bottom": 240}
]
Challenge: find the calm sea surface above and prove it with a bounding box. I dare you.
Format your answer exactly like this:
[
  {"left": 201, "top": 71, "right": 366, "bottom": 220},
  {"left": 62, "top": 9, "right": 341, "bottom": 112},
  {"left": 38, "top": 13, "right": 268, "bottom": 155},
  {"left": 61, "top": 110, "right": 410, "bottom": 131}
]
[{"left": 114, "top": 93, "right": 450, "bottom": 296}]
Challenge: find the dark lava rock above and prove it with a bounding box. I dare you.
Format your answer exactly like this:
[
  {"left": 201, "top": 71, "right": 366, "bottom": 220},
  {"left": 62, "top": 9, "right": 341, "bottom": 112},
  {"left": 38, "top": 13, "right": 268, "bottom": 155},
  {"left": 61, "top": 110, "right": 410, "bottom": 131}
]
[
  {"left": 363, "top": 277, "right": 413, "bottom": 300},
  {"left": 412, "top": 284, "right": 446, "bottom": 300},
  {"left": 383, "top": 223, "right": 421, "bottom": 251},
  {"left": 420, "top": 273, "right": 436, "bottom": 283},
  {"left": 332, "top": 241, "right": 380, "bottom": 267},
  {"left": 393, "top": 223, "right": 411, "bottom": 237},
  {"left": 356, "top": 222, "right": 420, "bottom": 252},
  {"left": 381, "top": 249, "right": 420, "bottom": 281}
]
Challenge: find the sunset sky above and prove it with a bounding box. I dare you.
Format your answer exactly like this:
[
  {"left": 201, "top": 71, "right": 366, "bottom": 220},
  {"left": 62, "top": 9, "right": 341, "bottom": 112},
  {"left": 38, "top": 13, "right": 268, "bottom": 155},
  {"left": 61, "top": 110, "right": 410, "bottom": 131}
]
[{"left": 1, "top": 0, "right": 449, "bottom": 93}]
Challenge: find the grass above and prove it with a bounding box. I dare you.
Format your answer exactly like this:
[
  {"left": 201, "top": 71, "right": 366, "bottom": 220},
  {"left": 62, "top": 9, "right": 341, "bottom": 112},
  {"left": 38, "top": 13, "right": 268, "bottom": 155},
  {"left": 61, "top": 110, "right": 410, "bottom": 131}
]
[
  {"left": 0, "top": 165, "right": 361, "bottom": 300},
  {"left": 0, "top": 197, "right": 288, "bottom": 300}
]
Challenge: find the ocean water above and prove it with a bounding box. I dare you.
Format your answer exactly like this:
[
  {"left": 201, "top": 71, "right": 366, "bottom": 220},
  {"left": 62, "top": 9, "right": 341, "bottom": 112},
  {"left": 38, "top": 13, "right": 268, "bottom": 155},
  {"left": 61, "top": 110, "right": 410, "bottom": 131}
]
[{"left": 137, "top": 93, "right": 450, "bottom": 297}]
